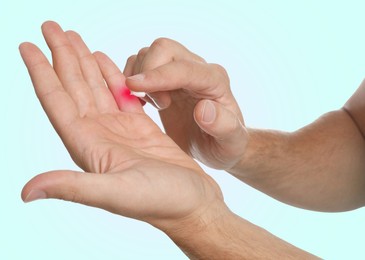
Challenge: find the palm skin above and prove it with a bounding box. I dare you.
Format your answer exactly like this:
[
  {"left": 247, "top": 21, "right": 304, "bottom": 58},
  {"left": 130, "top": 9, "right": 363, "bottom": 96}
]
[
  {"left": 61, "top": 109, "right": 221, "bottom": 222},
  {"left": 20, "top": 21, "right": 223, "bottom": 231}
]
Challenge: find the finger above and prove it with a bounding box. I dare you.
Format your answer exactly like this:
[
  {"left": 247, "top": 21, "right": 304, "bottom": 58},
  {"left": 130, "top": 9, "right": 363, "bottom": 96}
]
[
  {"left": 123, "top": 55, "right": 137, "bottom": 77},
  {"left": 19, "top": 42, "right": 78, "bottom": 131},
  {"left": 132, "top": 47, "right": 149, "bottom": 75},
  {"left": 124, "top": 51, "right": 167, "bottom": 109},
  {"left": 128, "top": 40, "right": 204, "bottom": 110},
  {"left": 21, "top": 170, "right": 127, "bottom": 216},
  {"left": 93, "top": 51, "right": 144, "bottom": 113},
  {"left": 126, "top": 61, "right": 230, "bottom": 104},
  {"left": 65, "top": 31, "right": 118, "bottom": 113},
  {"left": 140, "top": 38, "right": 205, "bottom": 73},
  {"left": 41, "top": 21, "right": 96, "bottom": 115},
  {"left": 21, "top": 169, "right": 168, "bottom": 222},
  {"left": 194, "top": 99, "right": 247, "bottom": 145}
]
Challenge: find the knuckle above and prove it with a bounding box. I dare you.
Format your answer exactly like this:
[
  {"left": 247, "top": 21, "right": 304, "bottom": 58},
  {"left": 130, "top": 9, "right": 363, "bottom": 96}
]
[
  {"left": 210, "top": 63, "right": 230, "bottom": 86},
  {"left": 178, "top": 59, "right": 192, "bottom": 68},
  {"left": 67, "top": 189, "right": 79, "bottom": 203},
  {"left": 151, "top": 37, "right": 173, "bottom": 50},
  {"left": 194, "top": 55, "right": 207, "bottom": 63},
  {"left": 210, "top": 63, "right": 228, "bottom": 78},
  {"left": 127, "top": 55, "right": 137, "bottom": 63},
  {"left": 64, "top": 174, "right": 83, "bottom": 203},
  {"left": 137, "top": 47, "right": 149, "bottom": 57}
]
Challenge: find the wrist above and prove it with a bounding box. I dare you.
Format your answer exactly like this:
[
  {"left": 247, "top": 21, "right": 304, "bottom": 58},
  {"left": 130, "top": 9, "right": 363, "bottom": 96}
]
[
  {"left": 227, "top": 128, "right": 293, "bottom": 179},
  {"left": 226, "top": 127, "right": 255, "bottom": 176},
  {"left": 162, "top": 201, "right": 237, "bottom": 259},
  {"left": 162, "top": 198, "right": 315, "bottom": 259},
  {"left": 162, "top": 199, "right": 231, "bottom": 237}
]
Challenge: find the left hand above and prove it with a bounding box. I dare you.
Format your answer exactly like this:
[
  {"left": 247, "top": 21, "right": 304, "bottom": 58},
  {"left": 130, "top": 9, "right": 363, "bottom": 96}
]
[{"left": 20, "top": 21, "right": 225, "bottom": 231}]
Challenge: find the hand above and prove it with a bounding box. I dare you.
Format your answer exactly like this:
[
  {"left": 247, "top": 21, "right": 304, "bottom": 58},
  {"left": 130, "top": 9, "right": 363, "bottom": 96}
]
[
  {"left": 124, "top": 38, "right": 249, "bottom": 170},
  {"left": 20, "top": 21, "right": 224, "bottom": 231}
]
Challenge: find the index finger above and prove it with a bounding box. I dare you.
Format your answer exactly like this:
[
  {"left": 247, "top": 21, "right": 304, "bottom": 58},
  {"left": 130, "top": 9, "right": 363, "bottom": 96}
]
[
  {"left": 126, "top": 61, "right": 230, "bottom": 101},
  {"left": 140, "top": 38, "right": 205, "bottom": 73}
]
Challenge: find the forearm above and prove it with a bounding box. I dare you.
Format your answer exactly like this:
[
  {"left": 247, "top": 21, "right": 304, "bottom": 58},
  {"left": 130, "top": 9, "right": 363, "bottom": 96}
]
[
  {"left": 165, "top": 205, "right": 316, "bottom": 259},
  {"left": 228, "top": 109, "right": 365, "bottom": 211}
]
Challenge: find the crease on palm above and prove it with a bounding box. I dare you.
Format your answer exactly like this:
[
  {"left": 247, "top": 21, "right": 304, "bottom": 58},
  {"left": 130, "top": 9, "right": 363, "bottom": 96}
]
[
  {"left": 19, "top": 22, "right": 226, "bottom": 229},
  {"left": 20, "top": 22, "right": 195, "bottom": 175}
]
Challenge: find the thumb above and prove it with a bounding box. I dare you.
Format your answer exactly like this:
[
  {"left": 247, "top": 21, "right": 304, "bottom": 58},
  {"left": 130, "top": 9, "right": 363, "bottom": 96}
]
[
  {"left": 21, "top": 170, "right": 115, "bottom": 211},
  {"left": 194, "top": 100, "right": 248, "bottom": 145}
]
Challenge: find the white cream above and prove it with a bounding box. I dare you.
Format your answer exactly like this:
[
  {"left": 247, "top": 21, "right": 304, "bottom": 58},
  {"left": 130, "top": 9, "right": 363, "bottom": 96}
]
[{"left": 130, "top": 91, "right": 146, "bottom": 98}]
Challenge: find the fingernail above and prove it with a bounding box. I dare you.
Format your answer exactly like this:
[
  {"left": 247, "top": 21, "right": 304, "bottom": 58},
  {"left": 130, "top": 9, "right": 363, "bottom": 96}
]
[
  {"left": 127, "top": 74, "right": 145, "bottom": 81},
  {"left": 148, "top": 94, "right": 169, "bottom": 110},
  {"left": 202, "top": 100, "right": 216, "bottom": 123},
  {"left": 24, "top": 189, "right": 47, "bottom": 203},
  {"left": 130, "top": 91, "right": 146, "bottom": 98}
]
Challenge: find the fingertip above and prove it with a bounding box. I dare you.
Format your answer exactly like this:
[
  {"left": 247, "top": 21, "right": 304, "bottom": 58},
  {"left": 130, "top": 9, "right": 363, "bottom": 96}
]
[
  {"left": 21, "top": 175, "right": 37, "bottom": 201},
  {"left": 41, "top": 20, "right": 59, "bottom": 32},
  {"left": 21, "top": 170, "right": 78, "bottom": 202},
  {"left": 195, "top": 100, "right": 247, "bottom": 143},
  {"left": 42, "top": 20, "right": 55, "bottom": 26},
  {"left": 41, "top": 20, "right": 52, "bottom": 29},
  {"left": 194, "top": 99, "right": 215, "bottom": 125},
  {"left": 21, "top": 183, "right": 29, "bottom": 202},
  {"left": 18, "top": 42, "right": 26, "bottom": 50},
  {"left": 18, "top": 42, "right": 32, "bottom": 54},
  {"left": 21, "top": 173, "right": 47, "bottom": 202},
  {"left": 23, "top": 189, "right": 48, "bottom": 203},
  {"left": 93, "top": 50, "right": 103, "bottom": 56}
]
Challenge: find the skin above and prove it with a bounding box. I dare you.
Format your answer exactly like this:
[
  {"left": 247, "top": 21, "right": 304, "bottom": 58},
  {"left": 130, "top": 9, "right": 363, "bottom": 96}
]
[
  {"left": 125, "top": 38, "right": 365, "bottom": 212},
  {"left": 20, "top": 21, "right": 315, "bottom": 259},
  {"left": 19, "top": 21, "right": 225, "bottom": 235},
  {"left": 125, "top": 39, "right": 249, "bottom": 170}
]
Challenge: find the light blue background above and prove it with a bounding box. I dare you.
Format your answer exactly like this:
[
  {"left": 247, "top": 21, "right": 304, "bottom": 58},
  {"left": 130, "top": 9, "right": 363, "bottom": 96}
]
[{"left": 2, "top": 0, "right": 365, "bottom": 259}]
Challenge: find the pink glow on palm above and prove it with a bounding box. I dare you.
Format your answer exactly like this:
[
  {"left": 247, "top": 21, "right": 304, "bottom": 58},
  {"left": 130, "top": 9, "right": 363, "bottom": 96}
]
[{"left": 112, "top": 85, "right": 144, "bottom": 111}]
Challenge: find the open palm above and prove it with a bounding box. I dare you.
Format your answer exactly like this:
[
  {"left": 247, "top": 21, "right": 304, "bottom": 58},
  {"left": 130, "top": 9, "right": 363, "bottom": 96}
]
[{"left": 20, "top": 21, "right": 223, "bottom": 230}]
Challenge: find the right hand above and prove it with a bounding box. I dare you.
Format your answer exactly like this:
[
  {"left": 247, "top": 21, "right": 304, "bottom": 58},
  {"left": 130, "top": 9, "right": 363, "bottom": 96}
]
[{"left": 124, "top": 38, "right": 249, "bottom": 170}]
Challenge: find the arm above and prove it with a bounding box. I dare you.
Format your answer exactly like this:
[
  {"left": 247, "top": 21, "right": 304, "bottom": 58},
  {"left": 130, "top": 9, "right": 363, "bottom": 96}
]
[
  {"left": 229, "top": 82, "right": 365, "bottom": 212},
  {"left": 344, "top": 79, "right": 365, "bottom": 137},
  {"left": 124, "top": 39, "right": 365, "bottom": 212},
  {"left": 21, "top": 21, "right": 316, "bottom": 259},
  {"left": 166, "top": 205, "right": 317, "bottom": 259}
]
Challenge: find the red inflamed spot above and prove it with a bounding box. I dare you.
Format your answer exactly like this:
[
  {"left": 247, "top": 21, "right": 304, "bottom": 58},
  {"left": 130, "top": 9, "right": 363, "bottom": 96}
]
[
  {"left": 120, "top": 87, "right": 136, "bottom": 101},
  {"left": 113, "top": 85, "right": 146, "bottom": 110}
]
